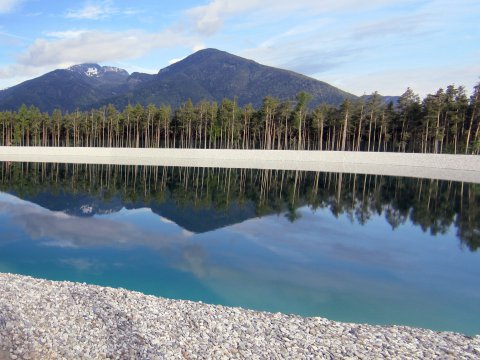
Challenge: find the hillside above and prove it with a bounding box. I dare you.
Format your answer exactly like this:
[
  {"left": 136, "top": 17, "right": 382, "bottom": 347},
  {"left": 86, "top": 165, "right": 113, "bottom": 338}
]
[
  {"left": 0, "top": 48, "right": 358, "bottom": 112},
  {"left": 0, "top": 64, "right": 129, "bottom": 112},
  {"left": 18, "top": 189, "right": 262, "bottom": 234},
  {"left": 99, "top": 48, "right": 357, "bottom": 109}
]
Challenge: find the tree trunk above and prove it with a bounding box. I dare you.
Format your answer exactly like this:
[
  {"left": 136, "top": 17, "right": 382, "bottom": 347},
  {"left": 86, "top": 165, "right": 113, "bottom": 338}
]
[{"left": 341, "top": 108, "right": 349, "bottom": 151}]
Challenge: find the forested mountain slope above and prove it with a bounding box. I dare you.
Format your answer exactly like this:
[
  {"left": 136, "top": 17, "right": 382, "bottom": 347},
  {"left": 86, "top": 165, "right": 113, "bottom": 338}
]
[{"left": 0, "top": 49, "right": 357, "bottom": 112}]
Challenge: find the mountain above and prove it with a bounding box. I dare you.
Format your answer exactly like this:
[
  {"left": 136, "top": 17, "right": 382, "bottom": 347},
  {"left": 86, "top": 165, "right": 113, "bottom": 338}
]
[
  {"left": 18, "top": 190, "right": 260, "bottom": 234},
  {"left": 360, "top": 94, "right": 400, "bottom": 105},
  {"left": 0, "top": 64, "right": 129, "bottom": 112},
  {"left": 67, "top": 63, "right": 129, "bottom": 90},
  {"left": 97, "top": 48, "right": 357, "bottom": 109},
  {"left": 0, "top": 48, "right": 358, "bottom": 112}
]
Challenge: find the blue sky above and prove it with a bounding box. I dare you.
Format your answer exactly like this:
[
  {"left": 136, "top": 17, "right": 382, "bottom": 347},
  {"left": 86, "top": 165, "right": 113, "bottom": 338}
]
[{"left": 0, "top": 0, "right": 479, "bottom": 97}]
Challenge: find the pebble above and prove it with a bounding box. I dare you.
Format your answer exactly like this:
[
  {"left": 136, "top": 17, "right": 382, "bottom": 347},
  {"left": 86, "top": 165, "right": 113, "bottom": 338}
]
[{"left": 0, "top": 273, "right": 479, "bottom": 359}]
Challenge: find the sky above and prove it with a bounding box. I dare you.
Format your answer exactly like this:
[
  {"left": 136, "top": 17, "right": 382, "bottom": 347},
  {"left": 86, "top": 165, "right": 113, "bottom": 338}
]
[{"left": 0, "top": 0, "right": 479, "bottom": 97}]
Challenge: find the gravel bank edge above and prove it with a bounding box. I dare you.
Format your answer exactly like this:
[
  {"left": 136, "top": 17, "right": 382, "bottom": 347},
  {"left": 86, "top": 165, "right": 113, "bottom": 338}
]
[
  {"left": 1, "top": 147, "right": 479, "bottom": 184},
  {"left": 0, "top": 273, "right": 479, "bottom": 359}
]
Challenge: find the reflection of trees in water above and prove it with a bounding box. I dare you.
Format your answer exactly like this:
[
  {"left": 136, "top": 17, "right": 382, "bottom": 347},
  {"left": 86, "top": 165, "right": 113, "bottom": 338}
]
[{"left": 0, "top": 162, "right": 478, "bottom": 251}]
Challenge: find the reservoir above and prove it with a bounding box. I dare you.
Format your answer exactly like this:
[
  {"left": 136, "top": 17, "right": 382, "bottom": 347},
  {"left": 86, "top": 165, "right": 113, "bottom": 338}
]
[{"left": 0, "top": 162, "right": 478, "bottom": 335}]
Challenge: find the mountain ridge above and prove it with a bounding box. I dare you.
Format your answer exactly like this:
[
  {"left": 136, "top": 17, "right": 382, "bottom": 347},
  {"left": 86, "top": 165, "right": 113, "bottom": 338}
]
[{"left": 0, "top": 48, "right": 366, "bottom": 112}]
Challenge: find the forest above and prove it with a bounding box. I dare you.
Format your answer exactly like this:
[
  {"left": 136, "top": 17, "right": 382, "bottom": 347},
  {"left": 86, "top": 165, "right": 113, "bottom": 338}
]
[
  {"left": 0, "top": 83, "right": 479, "bottom": 154},
  {"left": 1, "top": 162, "right": 478, "bottom": 251}
]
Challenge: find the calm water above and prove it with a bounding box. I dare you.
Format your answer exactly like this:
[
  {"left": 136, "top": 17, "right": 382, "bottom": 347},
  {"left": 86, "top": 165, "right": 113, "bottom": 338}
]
[{"left": 0, "top": 162, "right": 479, "bottom": 335}]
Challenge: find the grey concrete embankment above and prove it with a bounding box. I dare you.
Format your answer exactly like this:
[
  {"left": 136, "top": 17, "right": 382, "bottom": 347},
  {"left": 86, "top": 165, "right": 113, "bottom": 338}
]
[
  {"left": 0, "top": 273, "right": 479, "bottom": 359},
  {"left": 0, "top": 147, "right": 479, "bottom": 183}
]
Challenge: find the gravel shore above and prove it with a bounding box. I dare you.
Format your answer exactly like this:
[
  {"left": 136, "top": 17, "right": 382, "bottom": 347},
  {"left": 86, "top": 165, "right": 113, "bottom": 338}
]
[
  {"left": 1, "top": 147, "right": 480, "bottom": 184},
  {"left": 0, "top": 273, "right": 479, "bottom": 359}
]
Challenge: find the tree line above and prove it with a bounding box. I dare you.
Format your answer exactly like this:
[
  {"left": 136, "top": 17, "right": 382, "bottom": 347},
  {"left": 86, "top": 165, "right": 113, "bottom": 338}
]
[
  {"left": 0, "top": 83, "right": 479, "bottom": 154},
  {"left": 1, "top": 162, "right": 478, "bottom": 251}
]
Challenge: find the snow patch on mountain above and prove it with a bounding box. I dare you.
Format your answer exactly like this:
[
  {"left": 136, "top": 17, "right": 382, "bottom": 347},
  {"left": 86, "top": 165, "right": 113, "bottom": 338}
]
[
  {"left": 67, "top": 64, "right": 129, "bottom": 78},
  {"left": 80, "top": 204, "right": 93, "bottom": 214},
  {"left": 85, "top": 67, "right": 99, "bottom": 77}
]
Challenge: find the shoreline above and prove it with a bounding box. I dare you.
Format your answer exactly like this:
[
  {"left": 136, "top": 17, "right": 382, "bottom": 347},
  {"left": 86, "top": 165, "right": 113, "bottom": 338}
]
[
  {"left": 1, "top": 273, "right": 479, "bottom": 359},
  {"left": 0, "top": 146, "right": 480, "bottom": 183}
]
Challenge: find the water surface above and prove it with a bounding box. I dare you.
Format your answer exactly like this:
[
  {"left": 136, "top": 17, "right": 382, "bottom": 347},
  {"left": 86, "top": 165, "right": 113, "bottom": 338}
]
[{"left": 0, "top": 162, "right": 478, "bottom": 335}]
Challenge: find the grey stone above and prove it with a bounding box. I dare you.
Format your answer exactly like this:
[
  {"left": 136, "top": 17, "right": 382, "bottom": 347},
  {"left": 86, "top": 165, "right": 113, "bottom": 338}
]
[{"left": 0, "top": 273, "right": 479, "bottom": 359}]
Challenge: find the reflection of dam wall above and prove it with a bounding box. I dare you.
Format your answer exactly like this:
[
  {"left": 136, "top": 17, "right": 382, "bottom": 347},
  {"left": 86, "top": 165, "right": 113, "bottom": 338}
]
[{"left": 1, "top": 147, "right": 480, "bottom": 183}]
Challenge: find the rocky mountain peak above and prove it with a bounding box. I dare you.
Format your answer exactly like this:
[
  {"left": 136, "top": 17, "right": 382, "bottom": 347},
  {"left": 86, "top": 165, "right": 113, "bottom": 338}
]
[{"left": 68, "top": 64, "right": 129, "bottom": 78}]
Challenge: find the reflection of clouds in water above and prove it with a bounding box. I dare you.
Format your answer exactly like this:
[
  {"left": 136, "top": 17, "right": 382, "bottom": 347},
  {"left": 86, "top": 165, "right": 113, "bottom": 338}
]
[
  {"left": 227, "top": 208, "right": 336, "bottom": 261},
  {"left": 175, "top": 245, "right": 209, "bottom": 278},
  {"left": 160, "top": 216, "right": 174, "bottom": 224},
  {"left": 60, "top": 258, "right": 100, "bottom": 271},
  {"left": 181, "top": 229, "right": 194, "bottom": 237},
  {"left": 0, "top": 200, "right": 181, "bottom": 249},
  {"left": 0, "top": 194, "right": 406, "bottom": 282},
  {"left": 328, "top": 242, "right": 404, "bottom": 268},
  {"left": 0, "top": 194, "right": 410, "bottom": 304},
  {"left": 203, "top": 207, "right": 421, "bottom": 303},
  {"left": 227, "top": 206, "right": 408, "bottom": 269},
  {"left": 0, "top": 194, "right": 421, "bottom": 316},
  {"left": 0, "top": 192, "right": 28, "bottom": 204},
  {"left": 0, "top": 195, "right": 211, "bottom": 279}
]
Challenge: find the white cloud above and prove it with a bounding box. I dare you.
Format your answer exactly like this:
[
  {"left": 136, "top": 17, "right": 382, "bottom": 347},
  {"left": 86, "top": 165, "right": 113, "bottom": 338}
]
[
  {"left": 65, "top": 0, "right": 115, "bottom": 20},
  {"left": 185, "top": 0, "right": 411, "bottom": 36},
  {"left": 0, "top": 0, "right": 22, "bottom": 13},
  {"left": 186, "top": 0, "right": 273, "bottom": 36},
  {"left": 192, "top": 43, "right": 206, "bottom": 52},
  {"left": 167, "top": 41, "right": 207, "bottom": 65},
  {"left": 168, "top": 44, "right": 205, "bottom": 64},
  {"left": 65, "top": 0, "right": 139, "bottom": 20},
  {"left": 239, "top": 21, "right": 356, "bottom": 77},
  {"left": 0, "top": 29, "right": 196, "bottom": 83},
  {"left": 0, "top": 0, "right": 476, "bottom": 96},
  {"left": 352, "top": 14, "right": 427, "bottom": 40},
  {"left": 231, "top": 0, "right": 479, "bottom": 96},
  {"left": 45, "top": 30, "right": 89, "bottom": 39},
  {"left": 183, "top": 0, "right": 427, "bottom": 84},
  {"left": 322, "top": 63, "right": 480, "bottom": 97},
  {"left": 168, "top": 57, "right": 185, "bottom": 65},
  {"left": 66, "top": 5, "right": 105, "bottom": 20}
]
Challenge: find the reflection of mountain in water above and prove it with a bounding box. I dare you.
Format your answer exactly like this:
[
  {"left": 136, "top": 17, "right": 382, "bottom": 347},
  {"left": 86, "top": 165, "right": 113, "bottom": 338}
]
[
  {"left": 19, "top": 191, "right": 123, "bottom": 216},
  {"left": 144, "top": 199, "right": 257, "bottom": 233},
  {"left": 19, "top": 190, "right": 257, "bottom": 233},
  {"left": 0, "top": 162, "right": 478, "bottom": 250}
]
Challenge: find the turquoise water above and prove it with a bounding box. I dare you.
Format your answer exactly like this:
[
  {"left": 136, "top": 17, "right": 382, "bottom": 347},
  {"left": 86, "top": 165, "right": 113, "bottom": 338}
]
[{"left": 0, "top": 163, "right": 479, "bottom": 335}]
